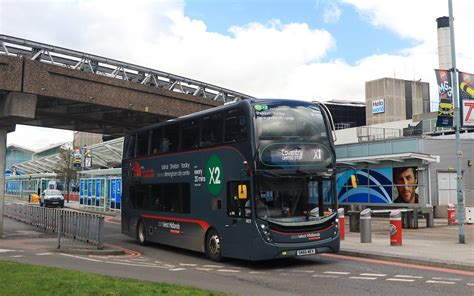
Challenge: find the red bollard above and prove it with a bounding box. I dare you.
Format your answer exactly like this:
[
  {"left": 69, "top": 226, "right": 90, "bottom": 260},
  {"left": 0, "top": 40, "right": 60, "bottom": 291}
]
[
  {"left": 447, "top": 204, "right": 456, "bottom": 225},
  {"left": 338, "top": 208, "right": 345, "bottom": 241},
  {"left": 389, "top": 210, "right": 402, "bottom": 246}
]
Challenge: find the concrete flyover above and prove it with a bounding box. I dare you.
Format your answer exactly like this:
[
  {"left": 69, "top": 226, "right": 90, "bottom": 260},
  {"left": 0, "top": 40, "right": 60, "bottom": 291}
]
[{"left": 0, "top": 55, "right": 222, "bottom": 136}]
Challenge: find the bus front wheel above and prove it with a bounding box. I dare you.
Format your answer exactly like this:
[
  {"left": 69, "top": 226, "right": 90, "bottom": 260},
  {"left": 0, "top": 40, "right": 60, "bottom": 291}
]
[
  {"left": 205, "top": 229, "right": 222, "bottom": 261},
  {"left": 137, "top": 220, "right": 149, "bottom": 246}
]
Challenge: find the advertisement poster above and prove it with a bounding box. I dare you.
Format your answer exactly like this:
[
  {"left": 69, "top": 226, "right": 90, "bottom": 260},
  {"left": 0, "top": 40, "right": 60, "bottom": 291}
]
[
  {"left": 435, "top": 69, "right": 454, "bottom": 127},
  {"left": 115, "top": 178, "right": 122, "bottom": 209},
  {"left": 459, "top": 71, "right": 474, "bottom": 128},
  {"left": 392, "top": 167, "right": 418, "bottom": 204},
  {"left": 110, "top": 179, "right": 116, "bottom": 209},
  {"left": 337, "top": 167, "right": 419, "bottom": 204}
]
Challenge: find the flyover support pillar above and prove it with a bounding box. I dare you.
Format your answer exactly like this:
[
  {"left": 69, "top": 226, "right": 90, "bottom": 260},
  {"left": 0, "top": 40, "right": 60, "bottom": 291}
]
[{"left": 0, "top": 127, "right": 6, "bottom": 238}]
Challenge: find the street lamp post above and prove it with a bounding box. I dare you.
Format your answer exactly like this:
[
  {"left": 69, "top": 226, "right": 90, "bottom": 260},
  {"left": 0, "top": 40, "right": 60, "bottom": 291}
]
[{"left": 448, "top": 0, "right": 465, "bottom": 244}]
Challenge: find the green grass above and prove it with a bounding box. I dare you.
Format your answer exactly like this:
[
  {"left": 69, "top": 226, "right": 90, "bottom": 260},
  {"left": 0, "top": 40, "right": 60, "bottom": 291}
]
[{"left": 0, "top": 260, "right": 223, "bottom": 296}]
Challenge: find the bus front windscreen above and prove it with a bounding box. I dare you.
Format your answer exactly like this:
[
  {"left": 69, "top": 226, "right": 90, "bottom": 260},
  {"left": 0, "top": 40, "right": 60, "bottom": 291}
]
[
  {"left": 254, "top": 102, "right": 333, "bottom": 168},
  {"left": 254, "top": 103, "right": 328, "bottom": 141},
  {"left": 255, "top": 176, "right": 335, "bottom": 221}
]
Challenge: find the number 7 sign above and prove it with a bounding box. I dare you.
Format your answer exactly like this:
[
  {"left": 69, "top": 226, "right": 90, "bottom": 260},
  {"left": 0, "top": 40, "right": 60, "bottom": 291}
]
[{"left": 463, "top": 101, "right": 474, "bottom": 127}]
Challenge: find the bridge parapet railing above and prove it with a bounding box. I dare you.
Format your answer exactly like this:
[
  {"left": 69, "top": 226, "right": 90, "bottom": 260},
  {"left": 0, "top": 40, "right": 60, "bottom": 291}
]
[
  {"left": 0, "top": 34, "right": 253, "bottom": 103},
  {"left": 5, "top": 203, "right": 104, "bottom": 249}
]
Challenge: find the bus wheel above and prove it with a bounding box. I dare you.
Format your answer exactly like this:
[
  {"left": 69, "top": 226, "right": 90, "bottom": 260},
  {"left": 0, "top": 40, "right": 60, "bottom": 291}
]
[
  {"left": 205, "top": 229, "right": 222, "bottom": 261},
  {"left": 137, "top": 220, "right": 148, "bottom": 246}
]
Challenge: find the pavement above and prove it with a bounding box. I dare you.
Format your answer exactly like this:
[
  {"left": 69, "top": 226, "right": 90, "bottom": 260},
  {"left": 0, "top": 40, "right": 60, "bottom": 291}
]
[{"left": 2, "top": 195, "right": 474, "bottom": 271}]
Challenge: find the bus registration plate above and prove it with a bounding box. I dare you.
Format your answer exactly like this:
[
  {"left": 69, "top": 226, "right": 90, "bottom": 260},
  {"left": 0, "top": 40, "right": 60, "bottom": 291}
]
[{"left": 296, "top": 248, "right": 316, "bottom": 256}]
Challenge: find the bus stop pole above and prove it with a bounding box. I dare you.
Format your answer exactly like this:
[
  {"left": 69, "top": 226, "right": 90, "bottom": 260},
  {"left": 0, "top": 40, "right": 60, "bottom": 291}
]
[{"left": 0, "top": 128, "right": 7, "bottom": 238}]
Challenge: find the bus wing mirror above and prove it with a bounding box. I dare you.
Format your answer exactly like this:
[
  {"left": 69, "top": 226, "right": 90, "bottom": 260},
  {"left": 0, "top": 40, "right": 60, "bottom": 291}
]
[
  {"left": 238, "top": 184, "right": 248, "bottom": 200},
  {"left": 351, "top": 175, "right": 357, "bottom": 188}
]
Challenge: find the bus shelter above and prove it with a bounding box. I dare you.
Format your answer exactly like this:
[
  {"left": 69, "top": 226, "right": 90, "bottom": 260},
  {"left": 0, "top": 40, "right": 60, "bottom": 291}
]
[{"left": 79, "top": 168, "right": 121, "bottom": 212}]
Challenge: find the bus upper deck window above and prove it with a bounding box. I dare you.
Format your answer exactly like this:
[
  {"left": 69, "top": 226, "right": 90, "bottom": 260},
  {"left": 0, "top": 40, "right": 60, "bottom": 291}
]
[
  {"left": 224, "top": 109, "right": 247, "bottom": 142},
  {"left": 136, "top": 131, "right": 150, "bottom": 157},
  {"left": 124, "top": 135, "right": 136, "bottom": 158},
  {"left": 150, "top": 128, "right": 161, "bottom": 155}
]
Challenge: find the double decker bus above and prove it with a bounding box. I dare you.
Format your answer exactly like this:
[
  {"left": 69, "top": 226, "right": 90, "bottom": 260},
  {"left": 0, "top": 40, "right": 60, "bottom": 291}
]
[{"left": 121, "top": 99, "right": 339, "bottom": 261}]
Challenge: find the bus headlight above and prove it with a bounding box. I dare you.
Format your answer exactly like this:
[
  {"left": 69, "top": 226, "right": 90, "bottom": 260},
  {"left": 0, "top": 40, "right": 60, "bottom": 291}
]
[{"left": 258, "top": 222, "right": 273, "bottom": 243}]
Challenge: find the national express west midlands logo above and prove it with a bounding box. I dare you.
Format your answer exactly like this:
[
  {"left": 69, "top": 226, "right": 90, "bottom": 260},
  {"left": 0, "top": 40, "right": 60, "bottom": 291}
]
[{"left": 206, "top": 155, "right": 224, "bottom": 196}]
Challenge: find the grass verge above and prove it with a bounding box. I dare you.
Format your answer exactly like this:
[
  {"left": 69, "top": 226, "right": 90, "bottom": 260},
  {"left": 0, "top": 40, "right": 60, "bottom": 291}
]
[{"left": 0, "top": 260, "right": 223, "bottom": 296}]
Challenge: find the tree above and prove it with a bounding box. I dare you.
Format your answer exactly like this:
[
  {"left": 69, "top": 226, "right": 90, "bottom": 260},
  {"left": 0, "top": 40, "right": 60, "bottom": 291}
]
[{"left": 53, "top": 142, "right": 78, "bottom": 203}]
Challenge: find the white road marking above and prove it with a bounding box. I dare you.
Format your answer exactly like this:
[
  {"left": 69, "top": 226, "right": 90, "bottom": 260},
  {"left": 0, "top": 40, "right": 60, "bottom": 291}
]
[
  {"left": 217, "top": 269, "right": 240, "bottom": 273},
  {"left": 249, "top": 271, "right": 269, "bottom": 275},
  {"left": 179, "top": 263, "right": 197, "bottom": 267},
  {"left": 386, "top": 278, "right": 415, "bottom": 282},
  {"left": 360, "top": 273, "right": 386, "bottom": 277},
  {"left": 203, "top": 264, "right": 224, "bottom": 268},
  {"left": 426, "top": 280, "right": 455, "bottom": 285},
  {"left": 36, "top": 253, "right": 53, "bottom": 256},
  {"left": 324, "top": 271, "right": 350, "bottom": 275},
  {"left": 132, "top": 258, "right": 149, "bottom": 262},
  {"left": 466, "top": 283, "right": 474, "bottom": 286},
  {"left": 432, "top": 277, "right": 461, "bottom": 281},
  {"left": 10, "top": 255, "right": 23, "bottom": 258},
  {"left": 350, "top": 276, "right": 377, "bottom": 280},
  {"left": 312, "top": 274, "right": 339, "bottom": 278},
  {"left": 60, "top": 253, "right": 103, "bottom": 262},
  {"left": 280, "top": 273, "right": 288, "bottom": 276},
  {"left": 394, "top": 275, "right": 423, "bottom": 279},
  {"left": 169, "top": 268, "right": 186, "bottom": 271},
  {"left": 106, "top": 261, "right": 168, "bottom": 268},
  {"left": 195, "top": 268, "right": 213, "bottom": 271},
  {"left": 0, "top": 249, "right": 16, "bottom": 253},
  {"left": 292, "top": 270, "right": 315, "bottom": 273}
]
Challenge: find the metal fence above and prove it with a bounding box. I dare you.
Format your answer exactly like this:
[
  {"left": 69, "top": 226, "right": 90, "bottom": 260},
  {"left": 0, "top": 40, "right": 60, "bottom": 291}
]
[{"left": 5, "top": 203, "right": 104, "bottom": 249}]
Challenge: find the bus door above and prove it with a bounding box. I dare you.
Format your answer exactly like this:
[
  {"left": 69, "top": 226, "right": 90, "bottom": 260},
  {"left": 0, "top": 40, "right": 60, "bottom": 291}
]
[{"left": 221, "top": 181, "right": 253, "bottom": 258}]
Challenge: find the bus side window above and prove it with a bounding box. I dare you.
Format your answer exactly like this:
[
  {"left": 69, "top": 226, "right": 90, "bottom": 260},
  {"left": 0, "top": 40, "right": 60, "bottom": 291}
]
[
  {"left": 136, "top": 131, "right": 150, "bottom": 157},
  {"left": 201, "top": 113, "right": 223, "bottom": 147},
  {"left": 150, "top": 128, "right": 161, "bottom": 155},
  {"left": 163, "top": 126, "right": 179, "bottom": 153},
  {"left": 124, "top": 135, "right": 136, "bottom": 159},
  {"left": 227, "top": 181, "right": 250, "bottom": 218},
  {"left": 130, "top": 185, "right": 149, "bottom": 209},
  {"left": 224, "top": 109, "right": 247, "bottom": 143},
  {"left": 181, "top": 120, "right": 200, "bottom": 151}
]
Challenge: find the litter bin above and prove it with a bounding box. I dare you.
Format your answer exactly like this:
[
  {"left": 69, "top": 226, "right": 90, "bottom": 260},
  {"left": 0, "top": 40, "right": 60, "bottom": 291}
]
[
  {"left": 338, "top": 208, "right": 345, "bottom": 240},
  {"left": 390, "top": 210, "right": 402, "bottom": 246},
  {"left": 447, "top": 203, "right": 456, "bottom": 225}
]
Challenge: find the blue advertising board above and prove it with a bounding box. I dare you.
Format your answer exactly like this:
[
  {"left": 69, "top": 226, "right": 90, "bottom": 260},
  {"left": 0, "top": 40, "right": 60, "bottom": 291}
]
[
  {"left": 79, "top": 179, "right": 85, "bottom": 204},
  {"left": 110, "top": 179, "right": 116, "bottom": 209},
  {"left": 337, "top": 168, "right": 393, "bottom": 204},
  {"left": 95, "top": 179, "right": 100, "bottom": 206},
  {"left": 87, "top": 179, "right": 92, "bottom": 205},
  {"left": 115, "top": 178, "right": 121, "bottom": 209}
]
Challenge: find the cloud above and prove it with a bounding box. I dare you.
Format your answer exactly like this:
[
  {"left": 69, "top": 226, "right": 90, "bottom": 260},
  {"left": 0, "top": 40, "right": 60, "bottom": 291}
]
[
  {"left": 323, "top": 2, "right": 342, "bottom": 24},
  {"left": 1, "top": 0, "right": 473, "bottom": 149}
]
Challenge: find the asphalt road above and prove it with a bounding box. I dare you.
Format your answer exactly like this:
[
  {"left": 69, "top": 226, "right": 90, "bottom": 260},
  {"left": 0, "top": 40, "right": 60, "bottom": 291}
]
[{"left": 1, "top": 216, "right": 473, "bottom": 296}]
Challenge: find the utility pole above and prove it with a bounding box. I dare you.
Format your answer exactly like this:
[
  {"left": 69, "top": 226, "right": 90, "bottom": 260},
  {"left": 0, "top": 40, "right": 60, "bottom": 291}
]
[{"left": 448, "top": 0, "right": 465, "bottom": 244}]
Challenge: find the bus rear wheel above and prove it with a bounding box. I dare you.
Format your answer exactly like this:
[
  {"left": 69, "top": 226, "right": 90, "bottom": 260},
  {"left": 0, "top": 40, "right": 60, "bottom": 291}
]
[
  {"left": 205, "top": 229, "right": 222, "bottom": 261},
  {"left": 137, "top": 220, "right": 148, "bottom": 246}
]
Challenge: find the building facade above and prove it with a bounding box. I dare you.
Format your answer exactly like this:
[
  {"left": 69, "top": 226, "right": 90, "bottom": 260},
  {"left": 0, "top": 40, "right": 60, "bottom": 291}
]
[{"left": 365, "top": 78, "right": 430, "bottom": 125}]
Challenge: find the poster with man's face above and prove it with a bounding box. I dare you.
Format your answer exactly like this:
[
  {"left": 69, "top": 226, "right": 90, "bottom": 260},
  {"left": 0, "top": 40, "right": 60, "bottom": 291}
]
[{"left": 392, "top": 167, "right": 418, "bottom": 204}]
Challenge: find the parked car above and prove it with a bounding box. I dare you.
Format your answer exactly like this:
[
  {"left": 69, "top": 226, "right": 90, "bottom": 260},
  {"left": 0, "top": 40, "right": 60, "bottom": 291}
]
[{"left": 40, "top": 189, "right": 65, "bottom": 208}]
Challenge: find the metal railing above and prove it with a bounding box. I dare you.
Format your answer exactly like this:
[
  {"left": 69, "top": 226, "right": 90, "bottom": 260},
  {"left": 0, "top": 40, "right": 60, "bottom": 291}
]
[
  {"left": 0, "top": 34, "right": 254, "bottom": 103},
  {"left": 5, "top": 203, "right": 104, "bottom": 249},
  {"left": 357, "top": 126, "right": 402, "bottom": 142}
]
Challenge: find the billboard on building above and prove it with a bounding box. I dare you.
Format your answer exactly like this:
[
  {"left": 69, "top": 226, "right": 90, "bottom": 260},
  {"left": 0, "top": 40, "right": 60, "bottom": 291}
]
[
  {"left": 459, "top": 71, "right": 474, "bottom": 128},
  {"left": 371, "top": 99, "right": 385, "bottom": 114},
  {"left": 337, "top": 166, "right": 419, "bottom": 204},
  {"left": 435, "top": 69, "right": 454, "bottom": 127}
]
